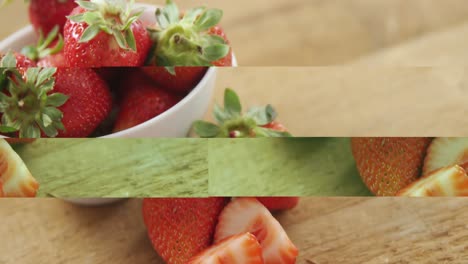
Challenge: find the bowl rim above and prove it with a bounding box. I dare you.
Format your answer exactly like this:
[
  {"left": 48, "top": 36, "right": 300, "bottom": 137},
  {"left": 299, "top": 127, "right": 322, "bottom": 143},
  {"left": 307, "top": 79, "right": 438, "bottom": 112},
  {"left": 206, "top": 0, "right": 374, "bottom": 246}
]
[{"left": 0, "top": 1, "right": 238, "bottom": 138}]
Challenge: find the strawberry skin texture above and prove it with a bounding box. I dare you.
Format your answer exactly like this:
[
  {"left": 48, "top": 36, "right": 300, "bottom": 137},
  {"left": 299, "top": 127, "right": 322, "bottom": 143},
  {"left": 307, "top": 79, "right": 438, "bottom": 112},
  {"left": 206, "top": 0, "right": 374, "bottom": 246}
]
[
  {"left": 28, "top": 0, "right": 77, "bottom": 35},
  {"left": 142, "top": 198, "right": 229, "bottom": 264},
  {"left": 351, "top": 137, "right": 432, "bottom": 196},
  {"left": 256, "top": 197, "right": 299, "bottom": 211},
  {"left": 142, "top": 67, "right": 208, "bottom": 94},
  {"left": 188, "top": 233, "right": 264, "bottom": 264},
  {"left": 54, "top": 68, "right": 112, "bottom": 137},
  {"left": 0, "top": 53, "right": 36, "bottom": 69},
  {"left": 397, "top": 165, "right": 468, "bottom": 196},
  {"left": 113, "top": 70, "right": 181, "bottom": 132},
  {"left": 215, "top": 198, "right": 299, "bottom": 264},
  {"left": 63, "top": 7, "right": 151, "bottom": 67}
]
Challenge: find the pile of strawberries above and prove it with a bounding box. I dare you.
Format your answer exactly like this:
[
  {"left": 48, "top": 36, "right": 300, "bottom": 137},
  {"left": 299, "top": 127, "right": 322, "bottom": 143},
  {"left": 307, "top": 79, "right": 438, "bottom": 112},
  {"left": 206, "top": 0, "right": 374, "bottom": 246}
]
[
  {"left": 143, "top": 197, "right": 299, "bottom": 264},
  {"left": 0, "top": 0, "right": 233, "bottom": 138}
]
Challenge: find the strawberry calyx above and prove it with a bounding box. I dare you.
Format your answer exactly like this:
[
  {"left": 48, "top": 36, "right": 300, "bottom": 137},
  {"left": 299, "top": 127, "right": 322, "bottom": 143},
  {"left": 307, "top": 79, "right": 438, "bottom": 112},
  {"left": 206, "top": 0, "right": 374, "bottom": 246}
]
[
  {"left": 147, "top": 0, "right": 230, "bottom": 66},
  {"left": 193, "top": 88, "right": 291, "bottom": 138},
  {"left": 0, "top": 66, "right": 69, "bottom": 138},
  {"left": 21, "top": 25, "right": 64, "bottom": 61},
  {"left": 67, "top": 0, "right": 144, "bottom": 51}
]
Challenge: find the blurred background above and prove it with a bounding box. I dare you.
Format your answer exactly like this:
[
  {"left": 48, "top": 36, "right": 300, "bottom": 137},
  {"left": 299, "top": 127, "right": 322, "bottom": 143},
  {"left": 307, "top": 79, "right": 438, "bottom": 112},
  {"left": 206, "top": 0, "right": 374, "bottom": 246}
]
[{"left": 3, "top": 0, "right": 468, "bottom": 65}]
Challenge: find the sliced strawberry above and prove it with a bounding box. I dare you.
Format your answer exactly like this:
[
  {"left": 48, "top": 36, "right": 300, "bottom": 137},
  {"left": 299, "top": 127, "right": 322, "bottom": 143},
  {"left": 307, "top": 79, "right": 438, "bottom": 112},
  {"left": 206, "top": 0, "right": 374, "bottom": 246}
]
[
  {"left": 113, "top": 70, "right": 181, "bottom": 133},
  {"left": 256, "top": 197, "right": 299, "bottom": 211},
  {"left": 423, "top": 138, "right": 468, "bottom": 175},
  {"left": 0, "top": 139, "right": 38, "bottom": 197},
  {"left": 397, "top": 165, "right": 468, "bottom": 196},
  {"left": 188, "top": 233, "right": 264, "bottom": 264},
  {"left": 193, "top": 88, "right": 291, "bottom": 138},
  {"left": 215, "top": 198, "right": 298, "bottom": 264}
]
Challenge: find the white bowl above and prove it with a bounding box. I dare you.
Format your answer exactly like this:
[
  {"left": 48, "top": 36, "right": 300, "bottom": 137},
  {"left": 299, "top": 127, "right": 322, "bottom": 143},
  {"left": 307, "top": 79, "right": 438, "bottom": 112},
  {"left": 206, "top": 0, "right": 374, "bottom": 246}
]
[{"left": 0, "top": 3, "right": 236, "bottom": 206}]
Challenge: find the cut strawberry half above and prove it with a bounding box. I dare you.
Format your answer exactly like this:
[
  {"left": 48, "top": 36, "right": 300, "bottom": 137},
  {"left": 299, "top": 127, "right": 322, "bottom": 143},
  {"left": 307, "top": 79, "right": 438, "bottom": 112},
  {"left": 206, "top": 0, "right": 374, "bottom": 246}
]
[
  {"left": 187, "top": 232, "right": 264, "bottom": 264},
  {"left": 423, "top": 138, "right": 468, "bottom": 175},
  {"left": 397, "top": 165, "right": 468, "bottom": 196},
  {"left": 0, "top": 139, "right": 38, "bottom": 197},
  {"left": 215, "top": 198, "right": 298, "bottom": 264}
]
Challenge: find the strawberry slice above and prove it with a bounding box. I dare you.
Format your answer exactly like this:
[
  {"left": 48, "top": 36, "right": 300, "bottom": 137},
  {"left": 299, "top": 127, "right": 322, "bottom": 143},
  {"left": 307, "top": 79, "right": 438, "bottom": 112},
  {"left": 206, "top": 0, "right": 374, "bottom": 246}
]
[
  {"left": 423, "top": 138, "right": 468, "bottom": 175},
  {"left": 397, "top": 165, "right": 468, "bottom": 196},
  {"left": 215, "top": 198, "right": 298, "bottom": 264},
  {"left": 187, "top": 233, "right": 264, "bottom": 264},
  {"left": 0, "top": 139, "right": 38, "bottom": 197}
]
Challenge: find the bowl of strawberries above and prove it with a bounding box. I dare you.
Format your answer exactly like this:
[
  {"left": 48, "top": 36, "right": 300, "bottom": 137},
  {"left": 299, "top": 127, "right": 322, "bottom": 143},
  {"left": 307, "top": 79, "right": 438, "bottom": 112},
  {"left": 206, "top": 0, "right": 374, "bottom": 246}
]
[{"left": 0, "top": 0, "right": 235, "bottom": 138}]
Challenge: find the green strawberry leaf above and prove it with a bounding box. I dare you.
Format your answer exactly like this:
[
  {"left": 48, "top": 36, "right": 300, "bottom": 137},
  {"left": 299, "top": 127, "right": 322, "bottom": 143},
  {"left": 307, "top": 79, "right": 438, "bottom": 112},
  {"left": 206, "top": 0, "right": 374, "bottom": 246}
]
[
  {"left": 0, "top": 52, "right": 17, "bottom": 67},
  {"left": 223, "top": 88, "right": 242, "bottom": 116},
  {"left": 163, "top": 0, "right": 180, "bottom": 25},
  {"left": 181, "top": 7, "right": 205, "bottom": 24},
  {"left": 47, "top": 93, "right": 69, "bottom": 107},
  {"left": 246, "top": 105, "right": 277, "bottom": 126},
  {"left": 80, "top": 24, "right": 101, "bottom": 43},
  {"left": 193, "top": 121, "right": 220, "bottom": 138},
  {"left": 194, "top": 9, "right": 223, "bottom": 31},
  {"left": 203, "top": 43, "right": 229, "bottom": 62}
]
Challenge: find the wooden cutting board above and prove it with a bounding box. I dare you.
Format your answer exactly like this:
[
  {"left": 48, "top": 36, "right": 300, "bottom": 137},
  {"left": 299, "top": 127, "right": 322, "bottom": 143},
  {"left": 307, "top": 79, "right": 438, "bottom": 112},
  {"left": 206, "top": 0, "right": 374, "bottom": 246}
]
[
  {"left": 12, "top": 138, "right": 370, "bottom": 197},
  {"left": 1, "top": 197, "right": 467, "bottom": 263}
]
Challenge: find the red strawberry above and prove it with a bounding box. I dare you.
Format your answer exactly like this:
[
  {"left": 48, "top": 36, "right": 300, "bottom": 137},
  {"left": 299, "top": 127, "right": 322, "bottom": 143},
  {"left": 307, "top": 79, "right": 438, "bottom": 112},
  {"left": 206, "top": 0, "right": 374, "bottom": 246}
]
[
  {"left": 142, "top": 198, "right": 229, "bottom": 264},
  {"left": 187, "top": 233, "right": 264, "bottom": 264},
  {"left": 0, "top": 52, "right": 36, "bottom": 69},
  {"left": 143, "top": 0, "right": 232, "bottom": 93},
  {"left": 256, "top": 197, "right": 299, "bottom": 211},
  {"left": 215, "top": 198, "right": 299, "bottom": 264},
  {"left": 28, "top": 0, "right": 77, "bottom": 35},
  {"left": 141, "top": 67, "right": 207, "bottom": 93},
  {"left": 113, "top": 70, "right": 181, "bottom": 133},
  {"left": 193, "top": 88, "right": 291, "bottom": 138},
  {"left": 0, "top": 67, "right": 112, "bottom": 138},
  {"left": 397, "top": 165, "right": 468, "bottom": 197},
  {"left": 63, "top": 1, "right": 151, "bottom": 67}
]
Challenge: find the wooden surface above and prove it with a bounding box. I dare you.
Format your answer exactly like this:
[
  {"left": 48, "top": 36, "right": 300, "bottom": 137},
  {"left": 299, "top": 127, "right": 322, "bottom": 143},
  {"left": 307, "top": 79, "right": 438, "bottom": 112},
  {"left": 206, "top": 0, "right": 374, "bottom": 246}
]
[
  {"left": 3, "top": 0, "right": 468, "bottom": 65},
  {"left": 13, "top": 139, "right": 208, "bottom": 197},
  {"left": 1, "top": 197, "right": 467, "bottom": 264},
  {"left": 213, "top": 68, "right": 468, "bottom": 136}
]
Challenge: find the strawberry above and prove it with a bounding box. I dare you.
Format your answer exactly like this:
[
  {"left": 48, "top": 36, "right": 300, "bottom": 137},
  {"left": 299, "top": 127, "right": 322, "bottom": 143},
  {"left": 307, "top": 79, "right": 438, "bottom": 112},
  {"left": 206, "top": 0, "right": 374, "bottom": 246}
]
[
  {"left": 256, "top": 197, "right": 299, "bottom": 211},
  {"left": 0, "top": 139, "right": 39, "bottom": 197},
  {"left": 141, "top": 67, "right": 207, "bottom": 94},
  {"left": 28, "top": 0, "right": 77, "bottom": 35},
  {"left": 215, "top": 198, "right": 299, "bottom": 264},
  {"left": 0, "top": 67, "right": 112, "bottom": 138},
  {"left": 423, "top": 138, "right": 468, "bottom": 175},
  {"left": 397, "top": 165, "right": 468, "bottom": 196},
  {"left": 112, "top": 70, "right": 181, "bottom": 133},
  {"left": 20, "top": 25, "right": 67, "bottom": 67},
  {"left": 142, "top": 198, "right": 229, "bottom": 264},
  {"left": 187, "top": 233, "right": 264, "bottom": 264},
  {"left": 63, "top": 0, "right": 151, "bottom": 67},
  {"left": 351, "top": 138, "right": 433, "bottom": 196},
  {"left": 193, "top": 88, "right": 291, "bottom": 138},
  {"left": 0, "top": 52, "right": 36, "bottom": 69},
  {"left": 143, "top": 0, "right": 232, "bottom": 93}
]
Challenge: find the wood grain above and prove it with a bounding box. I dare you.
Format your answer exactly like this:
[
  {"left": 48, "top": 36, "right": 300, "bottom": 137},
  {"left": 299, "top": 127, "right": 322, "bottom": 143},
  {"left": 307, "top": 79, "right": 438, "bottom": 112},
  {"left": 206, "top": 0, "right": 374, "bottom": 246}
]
[
  {"left": 3, "top": 0, "right": 468, "bottom": 65},
  {"left": 1, "top": 197, "right": 467, "bottom": 263},
  {"left": 13, "top": 139, "right": 208, "bottom": 197}
]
